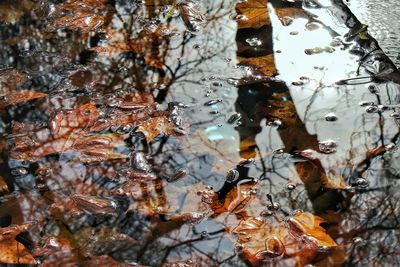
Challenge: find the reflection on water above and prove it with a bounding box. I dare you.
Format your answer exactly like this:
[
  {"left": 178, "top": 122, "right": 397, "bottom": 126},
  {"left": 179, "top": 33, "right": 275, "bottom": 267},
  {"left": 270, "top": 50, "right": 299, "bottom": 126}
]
[
  {"left": 349, "top": 0, "right": 400, "bottom": 67},
  {"left": 0, "top": 0, "right": 400, "bottom": 266}
]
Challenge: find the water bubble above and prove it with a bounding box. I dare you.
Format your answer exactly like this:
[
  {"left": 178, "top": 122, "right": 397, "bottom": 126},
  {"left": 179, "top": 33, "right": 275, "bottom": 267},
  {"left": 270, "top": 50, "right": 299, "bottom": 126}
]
[
  {"left": 209, "top": 110, "right": 220, "bottom": 115},
  {"left": 204, "top": 99, "right": 222, "bottom": 106},
  {"left": 11, "top": 167, "right": 28, "bottom": 176},
  {"left": 368, "top": 84, "right": 379, "bottom": 94},
  {"left": 318, "top": 140, "right": 338, "bottom": 154},
  {"left": 226, "top": 169, "right": 239, "bottom": 183},
  {"left": 260, "top": 210, "right": 274, "bottom": 217},
  {"left": 245, "top": 37, "right": 262, "bottom": 47},
  {"left": 305, "top": 22, "right": 320, "bottom": 31},
  {"left": 273, "top": 148, "right": 285, "bottom": 155},
  {"left": 385, "top": 143, "right": 397, "bottom": 151},
  {"left": 353, "top": 177, "right": 369, "bottom": 188},
  {"left": 286, "top": 183, "right": 297, "bottom": 191},
  {"left": 365, "top": 105, "right": 379, "bottom": 113},
  {"left": 239, "top": 158, "right": 255, "bottom": 166},
  {"left": 130, "top": 152, "right": 151, "bottom": 173},
  {"left": 324, "top": 112, "right": 338, "bottom": 122},
  {"left": 289, "top": 31, "right": 299, "bottom": 35},
  {"left": 227, "top": 78, "right": 240, "bottom": 86},
  {"left": 267, "top": 202, "right": 280, "bottom": 211},
  {"left": 212, "top": 81, "right": 223, "bottom": 87},
  {"left": 282, "top": 16, "right": 293, "bottom": 26},
  {"left": 267, "top": 119, "right": 282, "bottom": 128},
  {"left": 353, "top": 237, "right": 364, "bottom": 245},
  {"left": 193, "top": 44, "right": 201, "bottom": 49},
  {"left": 200, "top": 231, "right": 209, "bottom": 238},
  {"left": 227, "top": 113, "right": 242, "bottom": 124},
  {"left": 359, "top": 101, "right": 375, "bottom": 107},
  {"left": 378, "top": 105, "right": 390, "bottom": 112},
  {"left": 167, "top": 169, "right": 187, "bottom": 182}
]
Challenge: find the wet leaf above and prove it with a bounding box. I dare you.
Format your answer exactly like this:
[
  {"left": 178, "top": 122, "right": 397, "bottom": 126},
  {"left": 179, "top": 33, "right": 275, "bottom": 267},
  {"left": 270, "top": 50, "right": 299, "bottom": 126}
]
[
  {"left": 288, "top": 211, "right": 337, "bottom": 248},
  {"left": 47, "top": 0, "right": 113, "bottom": 33},
  {"left": 137, "top": 115, "right": 180, "bottom": 143},
  {"left": 50, "top": 103, "right": 100, "bottom": 138},
  {"left": 235, "top": 0, "right": 270, "bottom": 29},
  {"left": 321, "top": 172, "right": 349, "bottom": 190},
  {"left": 0, "top": 0, "right": 34, "bottom": 24},
  {"left": 73, "top": 133, "right": 128, "bottom": 163},
  {"left": 237, "top": 54, "right": 277, "bottom": 77},
  {"left": 0, "top": 224, "right": 36, "bottom": 264},
  {"left": 0, "top": 90, "right": 47, "bottom": 109}
]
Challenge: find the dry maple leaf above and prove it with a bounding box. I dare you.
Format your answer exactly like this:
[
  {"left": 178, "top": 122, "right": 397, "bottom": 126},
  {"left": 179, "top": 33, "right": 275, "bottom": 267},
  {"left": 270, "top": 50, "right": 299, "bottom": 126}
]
[
  {"left": 47, "top": 0, "right": 113, "bottom": 33},
  {"left": 0, "top": 224, "right": 36, "bottom": 264}
]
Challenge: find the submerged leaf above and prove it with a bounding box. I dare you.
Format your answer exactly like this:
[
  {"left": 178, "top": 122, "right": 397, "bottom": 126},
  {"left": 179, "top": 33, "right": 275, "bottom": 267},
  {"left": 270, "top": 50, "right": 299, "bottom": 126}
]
[
  {"left": 0, "top": 90, "right": 47, "bottom": 109},
  {"left": 0, "top": 224, "right": 36, "bottom": 264}
]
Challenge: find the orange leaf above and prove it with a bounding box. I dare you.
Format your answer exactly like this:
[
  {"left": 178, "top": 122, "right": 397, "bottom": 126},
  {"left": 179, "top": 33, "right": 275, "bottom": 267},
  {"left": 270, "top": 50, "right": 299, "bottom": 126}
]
[
  {"left": 237, "top": 54, "right": 277, "bottom": 77},
  {"left": 0, "top": 90, "right": 47, "bottom": 109},
  {"left": 288, "top": 211, "right": 337, "bottom": 248},
  {"left": 0, "top": 224, "right": 36, "bottom": 264},
  {"left": 321, "top": 172, "right": 349, "bottom": 189},
  {"left": 236, "top": 0, "right": 270, "bottom": 29},
  {"left": 137, "top": 115, "right": 180, "bottom": 143}
]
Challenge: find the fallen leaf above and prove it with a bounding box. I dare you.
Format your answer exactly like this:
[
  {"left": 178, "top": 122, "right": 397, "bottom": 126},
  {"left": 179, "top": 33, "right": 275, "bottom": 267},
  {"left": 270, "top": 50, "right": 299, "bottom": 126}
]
[
  {"left": 49, "top": 103, "right": 100, "bottom": 138},
  {"left": 321, "top": 172, "right": 349, "bottom": 190},
  {"left": 237, "top": 54, "right": 277, "bottom": 77},
  {"left": 0, "top": 90, "right": 47, "bottom": 109},
  {"left": 235, "top": 0, "right": 270, "bottom": 29},
  {"left": 47, "top": 0, "right": 113, "bottom": 33},
  {"left": 0, "top": 224, "right": 36, "bottom": 264},
  {"left": 287, "top": 211, "right": 337, "bottom": 248},
  {"left": 137, "top": 115, "right": 178, "bottom": 143}
]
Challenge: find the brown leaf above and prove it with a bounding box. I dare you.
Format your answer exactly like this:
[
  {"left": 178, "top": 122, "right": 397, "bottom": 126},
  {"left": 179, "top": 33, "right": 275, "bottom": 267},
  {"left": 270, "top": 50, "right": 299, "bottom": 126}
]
[
  {"left": 230, "top": 211, "right": 337, "bottom": 266},
  {"left": 72, "top": 133, "right": 128, "bottom": 163},
  {"left": 0, "top": 0, "right": 34, "bottom": 24},
  {"left": 49, "top": 103, "right": 100, "bottom": 138},
  {"left": 321, "top": 171, "right": 349, "bottom": 190},
  {"left": 237, "top": 54, "right": 277, "bottom": 77},
  {"left": 0, "top": 70, "right": 27, "bottom": 92},
  {"left": 47, "top": 0, "right": 113, "bottom": 33},
  {"left": 287, "top": 211, "right": 337, "bottom": 248},
  {"left": 236, "top": 0, "right": 270, "bottom": 29},
  {"left": 0, "top": 90, "right": 47, "bottom": 109},
  {"left": 0, "top": 224, "right": 36, "bottom": 264},
  {"left": 137, "top": 115, "right": 178, "bottom": 143}
]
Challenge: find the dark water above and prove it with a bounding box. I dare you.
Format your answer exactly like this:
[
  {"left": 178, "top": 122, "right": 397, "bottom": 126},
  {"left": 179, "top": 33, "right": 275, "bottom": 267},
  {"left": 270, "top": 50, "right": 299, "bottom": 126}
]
[{"left": 0, "top": 0, "right": 399, "bottom": 266}]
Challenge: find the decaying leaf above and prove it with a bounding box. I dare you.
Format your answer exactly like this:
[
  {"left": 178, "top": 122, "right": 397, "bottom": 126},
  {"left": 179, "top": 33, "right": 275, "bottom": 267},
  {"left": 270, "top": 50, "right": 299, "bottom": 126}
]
[
  {"left": 72, "top": 133, "right": 128, "bottom": 163},
  {"left": 0, "top": 0, "right": 34, "bottom": 24},
  {"left": 321, "top": 172, "right": 349, "bottom": 190},
  {"left": 0, "top": 224, "right": 36, "bottom": 264},
  {"left": 235, "top": 0, "right": 270, "bottom": 29},
  {"left": 137, "top": 115, "right": 178, "bottom": 143},
  {"left": 47, "top": 0, "right": 113, "bottom": 33},
  {"left": 230, "top": 211, "right": 337, "bottom": 266},
  {"left": 237, "top": 54, "right": 277, "bottom": 77},
  {"left": 0, "top": 90, "right": 47, "bottom": 109}
]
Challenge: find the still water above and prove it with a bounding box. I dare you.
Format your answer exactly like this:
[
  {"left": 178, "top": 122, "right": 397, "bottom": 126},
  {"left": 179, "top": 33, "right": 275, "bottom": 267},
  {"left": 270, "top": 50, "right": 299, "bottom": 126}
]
[{"left": 0, "top": 0, "right": 399, "bottom": 266}]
